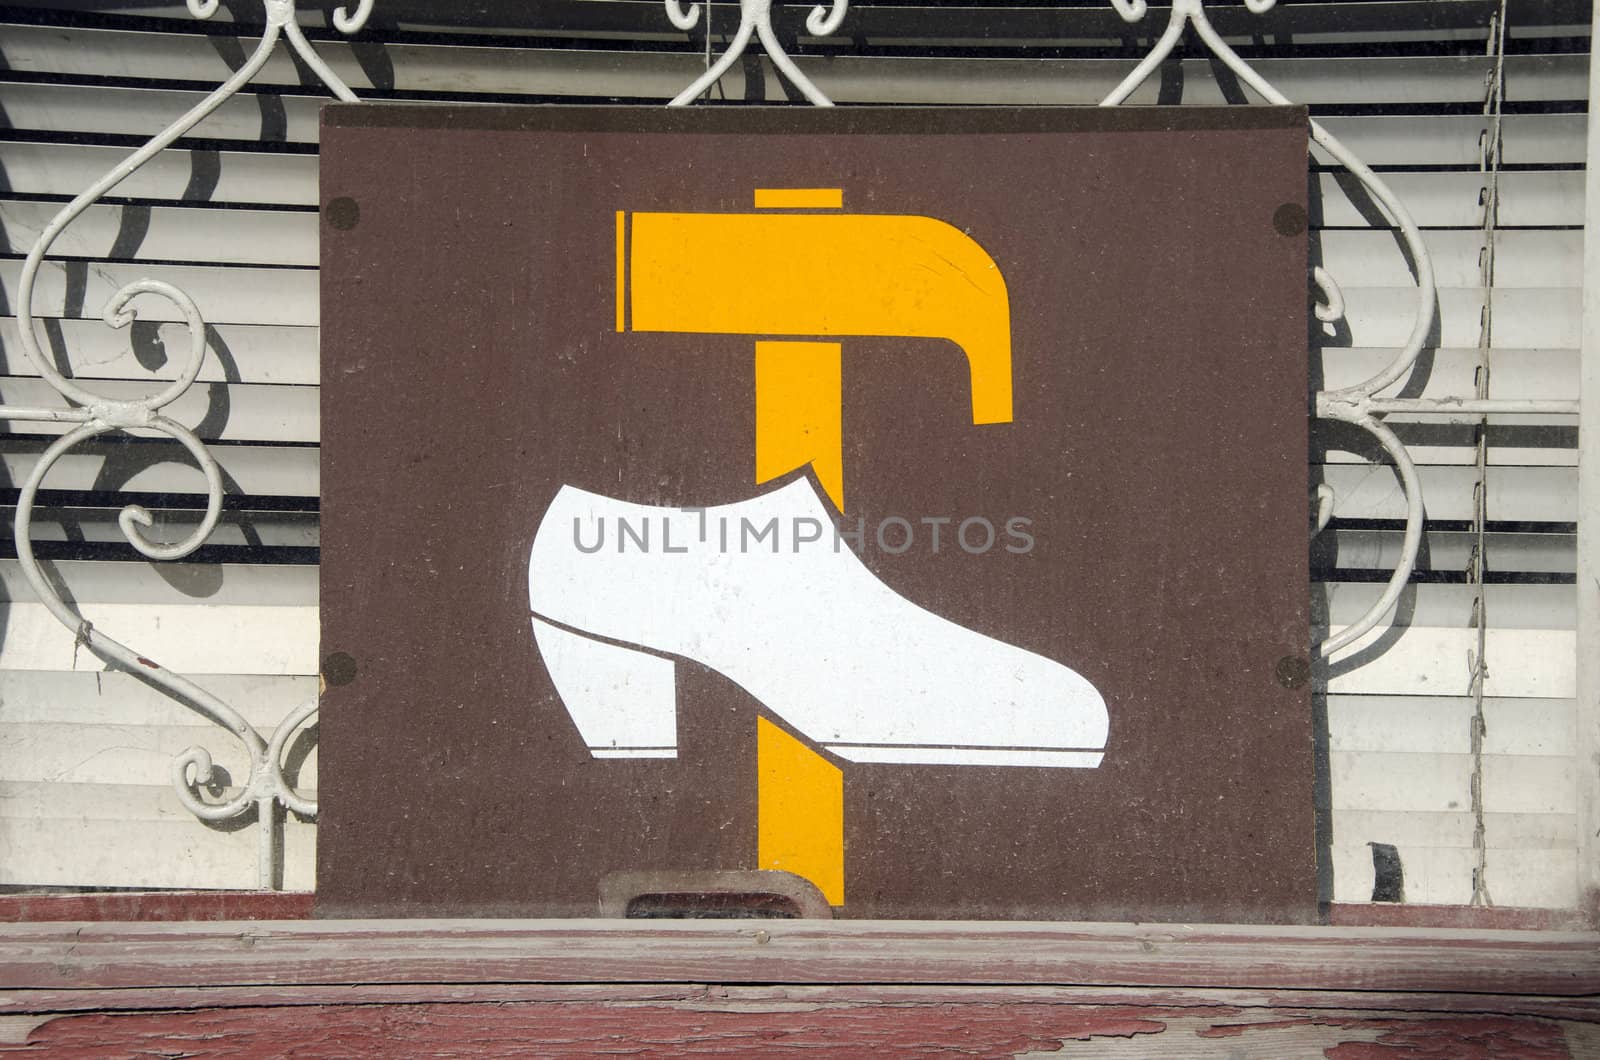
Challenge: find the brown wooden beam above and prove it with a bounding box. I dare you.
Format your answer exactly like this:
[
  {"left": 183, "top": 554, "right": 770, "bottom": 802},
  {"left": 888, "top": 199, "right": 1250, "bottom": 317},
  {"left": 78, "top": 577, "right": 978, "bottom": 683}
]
[{"left": 0, "top": 919, "right": 1595, "bottom": 997}]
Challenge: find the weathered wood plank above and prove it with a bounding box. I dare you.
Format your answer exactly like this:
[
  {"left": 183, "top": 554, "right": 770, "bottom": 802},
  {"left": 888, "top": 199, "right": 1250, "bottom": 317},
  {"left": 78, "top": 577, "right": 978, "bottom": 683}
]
[
  {"left": 3, "top": 1002, "right": 1587, "bottom": 1057},
  {"left": 0, "top": 978, "right": 1594, "bottom": 1023},
  {"left": 1325, "top": 903, "right": 1594, "bottom": 931},
  {"left": 0, "top": 919, "right": 1595, "bottom": 995}
]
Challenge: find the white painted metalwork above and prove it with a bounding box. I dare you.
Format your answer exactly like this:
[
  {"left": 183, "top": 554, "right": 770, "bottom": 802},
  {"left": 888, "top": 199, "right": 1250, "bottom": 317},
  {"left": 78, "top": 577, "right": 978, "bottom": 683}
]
[
  {"left": 0, "top": 0, "right": 1584, "bottom": 898},
  {"left": 665, "top": 0, "right": 847, "bottom": 107},
  {"left": 1, "top": 0, "right": 367, "bottom": 889},
  {"left": 1097, "top": 0, "right": 1580, "bottom": 656}
]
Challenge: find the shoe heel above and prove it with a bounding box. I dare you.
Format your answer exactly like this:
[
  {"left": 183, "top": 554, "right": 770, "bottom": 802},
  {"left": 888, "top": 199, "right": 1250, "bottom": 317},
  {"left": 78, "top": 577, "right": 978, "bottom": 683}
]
[{"left": 531, "top": 616, "right": 678, "bottom": 758}]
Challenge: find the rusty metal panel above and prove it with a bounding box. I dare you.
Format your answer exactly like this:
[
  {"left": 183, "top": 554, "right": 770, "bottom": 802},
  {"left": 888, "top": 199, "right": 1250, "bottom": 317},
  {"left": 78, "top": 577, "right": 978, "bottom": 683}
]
[{"left": 317, "top": 105, "right": 1312, "bottom": 922}]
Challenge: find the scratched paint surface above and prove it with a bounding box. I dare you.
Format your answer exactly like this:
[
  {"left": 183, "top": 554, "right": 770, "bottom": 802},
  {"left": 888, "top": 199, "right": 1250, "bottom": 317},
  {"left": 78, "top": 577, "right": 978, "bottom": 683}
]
[
  {"left": 4, "top": 1003, "right": 1589, "bottom": 1058},
  {"left": 318, "top": 105, "right": 1312, "bottom": 921}
]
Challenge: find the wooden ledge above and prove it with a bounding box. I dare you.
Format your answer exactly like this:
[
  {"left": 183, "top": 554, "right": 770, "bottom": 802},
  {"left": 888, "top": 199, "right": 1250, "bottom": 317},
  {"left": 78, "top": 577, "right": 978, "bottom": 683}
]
[
  {"left": 3, "top": 920, "right": 1597, "bottom": 1053},
  {"left": 1, "top": 919, "right": 1596, "bottom": 999},
  {"left": 5, "top": 893, "right": 1590, "bottom": 931}
]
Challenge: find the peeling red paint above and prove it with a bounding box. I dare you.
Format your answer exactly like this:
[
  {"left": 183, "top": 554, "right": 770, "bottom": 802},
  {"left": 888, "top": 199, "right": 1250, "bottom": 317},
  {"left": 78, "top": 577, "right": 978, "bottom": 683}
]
[
  {"left": 1196, "top": 1014, "right": 1572, "bottom": 1058},
  {"left": 1322, "top": 1016, "right": 1572, "bottom": 1059},
  {"left": 3, "top": 1002, "right": 1170, "bottom": 1058},
  {"left": 7, "top": 1004, "right": 1591, "bottom": 1058}
]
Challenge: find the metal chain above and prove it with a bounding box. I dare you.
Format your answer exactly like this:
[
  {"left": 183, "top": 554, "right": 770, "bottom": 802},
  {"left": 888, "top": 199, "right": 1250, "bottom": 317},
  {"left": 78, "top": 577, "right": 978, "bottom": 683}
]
[{"left": 1468, "top": 0, "right": 1511, "bottom": 909}]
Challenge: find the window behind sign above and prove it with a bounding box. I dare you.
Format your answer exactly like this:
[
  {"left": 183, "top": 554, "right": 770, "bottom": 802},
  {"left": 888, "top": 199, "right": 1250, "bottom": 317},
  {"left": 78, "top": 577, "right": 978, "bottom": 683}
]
[{"left": 0, "top": 0, "right": 1591, "bottom": 921}]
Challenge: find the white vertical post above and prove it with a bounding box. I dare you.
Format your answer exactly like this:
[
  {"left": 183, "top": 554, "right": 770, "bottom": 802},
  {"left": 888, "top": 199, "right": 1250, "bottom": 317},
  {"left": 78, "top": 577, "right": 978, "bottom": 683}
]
[{"left": 1577, "top": 5, "right": 1600, "bottom": 923}]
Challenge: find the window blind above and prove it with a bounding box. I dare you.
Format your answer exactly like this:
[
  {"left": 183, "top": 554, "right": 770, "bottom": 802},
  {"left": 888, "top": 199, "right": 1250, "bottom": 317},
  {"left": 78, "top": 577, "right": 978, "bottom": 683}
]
[{"left": 0, "top": 0, "right": 1588, "bottom": 908}]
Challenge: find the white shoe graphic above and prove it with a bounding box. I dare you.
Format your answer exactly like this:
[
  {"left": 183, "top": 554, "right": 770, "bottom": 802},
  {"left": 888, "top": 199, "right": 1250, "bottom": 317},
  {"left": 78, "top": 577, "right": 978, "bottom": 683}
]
[{"left": 528, "top": 476, "right": 1108, "bottom": 767}]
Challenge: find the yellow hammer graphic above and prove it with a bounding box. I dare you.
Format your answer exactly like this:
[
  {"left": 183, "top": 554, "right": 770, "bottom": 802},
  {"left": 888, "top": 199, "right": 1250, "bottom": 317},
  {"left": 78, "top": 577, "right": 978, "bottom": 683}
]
[{"left": 615, "top": 188, "right": 1016, "bottom": 905}]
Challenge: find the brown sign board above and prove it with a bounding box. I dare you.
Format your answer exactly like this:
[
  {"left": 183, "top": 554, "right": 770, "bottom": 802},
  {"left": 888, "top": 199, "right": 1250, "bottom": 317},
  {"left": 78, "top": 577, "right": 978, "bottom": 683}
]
[{"left": 317, "top": 104, "right": 1313, "bottom": 923}]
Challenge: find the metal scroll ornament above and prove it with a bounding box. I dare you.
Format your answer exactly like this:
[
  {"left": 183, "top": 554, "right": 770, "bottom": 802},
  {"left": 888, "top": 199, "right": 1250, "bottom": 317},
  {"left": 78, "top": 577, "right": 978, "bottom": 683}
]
[
  {"left": 1096, "top": 0, "right": 1579, "bottom": 656},
  {"left": 4, "top": 0, "right": 370, "bottom": 889},
  {"left": 661, "top": 0, "right": 1580, "bottom": 656},
  {"left": 666, "top": 0, "right": 848, "bottom": 106},
  {"left": 4, "top": 0, "right": 1581, "bottom": 891}
]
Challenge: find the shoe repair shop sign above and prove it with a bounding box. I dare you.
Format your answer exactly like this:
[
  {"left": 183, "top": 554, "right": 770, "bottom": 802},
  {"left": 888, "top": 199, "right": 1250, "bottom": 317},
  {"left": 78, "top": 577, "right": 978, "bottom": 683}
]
[{"left": 317, "top": 106, "right": 1314, "bottom": 923}]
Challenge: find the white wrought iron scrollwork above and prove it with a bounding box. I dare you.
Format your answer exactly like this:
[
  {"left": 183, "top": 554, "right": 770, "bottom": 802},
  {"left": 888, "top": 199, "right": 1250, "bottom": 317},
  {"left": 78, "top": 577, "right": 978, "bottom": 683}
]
[
  {"left": 659, "top": 0, "right": 1580, "bottom": 658},
  {"left": 665, "top": 0, "right": 847, "bottom": 107},
  {"left": 11, "top": 0, "right": 1576, "bottom": 892},
  {"left": 1099, "top": 0, "right": 1580, "bottom": 656},
  {"left": 5, "top": 0, "right": 367, "bottom": 889}
]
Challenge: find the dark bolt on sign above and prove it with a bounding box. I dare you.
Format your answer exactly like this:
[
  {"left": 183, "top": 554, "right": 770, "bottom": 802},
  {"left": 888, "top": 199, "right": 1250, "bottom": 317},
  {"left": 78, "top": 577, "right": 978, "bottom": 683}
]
[{"left": 317, "top": 105, "right": 1313, "bottom": 923}]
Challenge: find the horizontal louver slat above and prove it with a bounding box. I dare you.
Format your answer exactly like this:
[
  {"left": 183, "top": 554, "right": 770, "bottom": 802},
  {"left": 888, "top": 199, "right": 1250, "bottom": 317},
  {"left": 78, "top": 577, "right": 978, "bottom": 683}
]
[
  {"left": 0, "top": 378, "right": 318, "bottom": 444},
  {"left": 0, "top": 723, "right": 317, "bottom": 787},
  {"left": 0, "top": 52, "right": 1587, "bottom": 122},
  {"left": 8, "top": 203, "right": 1584, "bottom": 287},
  {"left": 0, "top": 141, "right": 319, "bottom": 205},
  {"left": 1329, "top": 843, "right": 1576, "bottom": 906},
  {"left": 1323, "top": 528, "right": 1577, "bottom": 574},
  {"left": 0, "top": 602, "right": 319, "bottom": 673},
  {"left": 0, "top": 787, "right": 315, "bottom": 890},
  {"left": 1332, "top": 752, "right": 1574, "bottom": 814},
  {"left": 1329, "top": 696, "right": 1575, "bottom": 755},
  {"left": 0, "top": 318, "right": 319, "bottom": 384},
  {"left": 2, "top": 440, "right": 320, "bottom": 496}
]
